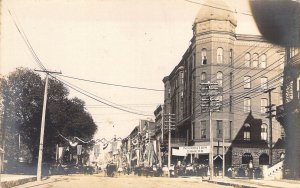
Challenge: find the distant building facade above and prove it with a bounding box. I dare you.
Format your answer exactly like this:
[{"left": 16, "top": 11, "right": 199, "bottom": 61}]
[{"left": 162, "top": 0, "right": 284, "bottom": 168}]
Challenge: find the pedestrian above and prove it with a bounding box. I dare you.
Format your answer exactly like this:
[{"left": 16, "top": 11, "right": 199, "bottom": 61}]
[
  {"left": 248, "top": 160, "right": 253, "bottom": 179},
  {"left": 227, "top": 166, "right": 232, "bottom": 177}
]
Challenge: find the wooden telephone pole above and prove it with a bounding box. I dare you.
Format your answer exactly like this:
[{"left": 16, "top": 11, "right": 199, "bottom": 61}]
[
  {"left": 35, "top": 70, "right": 61, "bottom": 181},
  {"left": 200, "top": 82, "right": 220, "bottom": 180},
  {"left": 264, "top": 88, "right": 276, "bottom": 166}
]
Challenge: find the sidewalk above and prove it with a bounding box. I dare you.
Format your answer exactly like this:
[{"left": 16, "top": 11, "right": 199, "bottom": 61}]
[
  {"left": 0, "top": 174, "right": 36, "bottom": 188},
  {"left": 204, "top": 177, "right": 300, "bottom": 188}
]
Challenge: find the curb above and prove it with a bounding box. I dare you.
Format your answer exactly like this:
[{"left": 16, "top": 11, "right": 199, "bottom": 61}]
[
  {"left": 1, "top": 177, "right": 37, "bottom": 188},
  {"left": 203, "top": 179, "right": 258, "bottom": 188}
]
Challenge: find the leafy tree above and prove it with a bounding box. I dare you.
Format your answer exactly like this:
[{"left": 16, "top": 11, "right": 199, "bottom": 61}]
[{"left": 0, "top": 68, "right": 97, "bottom": 167}]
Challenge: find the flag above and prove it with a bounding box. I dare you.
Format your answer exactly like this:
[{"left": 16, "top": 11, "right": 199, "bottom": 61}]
[
  {"left": 77, "top": 145, "right": 82, "bottom": 155},
  {"left": 58, "top": 147, "right": 64, "bottom": 159}
]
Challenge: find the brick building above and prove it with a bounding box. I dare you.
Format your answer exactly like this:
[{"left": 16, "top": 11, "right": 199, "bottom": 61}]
[{"left": 162, "top": 0, "right": 284, "bottom": 168}]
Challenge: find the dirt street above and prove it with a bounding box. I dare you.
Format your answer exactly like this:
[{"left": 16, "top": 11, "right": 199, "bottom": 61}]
[{"left": 14, "top": 174, "right": 232, "bottom": 188}]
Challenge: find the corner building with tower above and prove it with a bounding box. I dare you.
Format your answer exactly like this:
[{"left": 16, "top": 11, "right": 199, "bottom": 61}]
[{"left": 162, "top": 0, "right": 285, "bottom": 173}]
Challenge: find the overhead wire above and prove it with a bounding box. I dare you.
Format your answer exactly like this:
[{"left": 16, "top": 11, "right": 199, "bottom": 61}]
[
  {"left": 8, "top": 8, "right": 154, "bottom": 117},
  {"left": 183, "top": 0, "right": 253, "bottom": 16},
  {"left": 58, "top": 74, "right": 164, "bottom": 92}
]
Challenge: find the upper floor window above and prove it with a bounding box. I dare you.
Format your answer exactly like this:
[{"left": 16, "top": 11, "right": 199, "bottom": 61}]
[
  {"left": 230, "top": 72, "right": 233, "bottom": 89},
  {"left": 290, "top": 47, "right": 300, "bottom": 57},
  {"left": 217, "top": 71, "right": 223, "bottom": 87},
  {"left": 181, "top": 72, "right": 184, "bottom": 85},
  {"left": 260, "top": 54, "right": 267, "bottom": 68},
  {"left": 193, "top": 53, "right": 196, "bottom": 69},
  {"left": 261, "top": 77, "right": 268, "bottom": 91},
  {"left": 261, "top": 98, "right": 268, "bottom": 114},
  {"left": 245, "top": 53, "right": 251, "bottom": 67},
  {"left": 202, "top": 49, "right": 207, "bottom": 65},
  {"left": 217, "top": 95, "right": 223, "bottom": 111},
  {"left": 201, "top": 120, "right": 206, "bottom": 139},
  {"left": 244, "top": 123, "right": 251, "bottom": 141},
  {"left": 244, "top": 76, "right": 251, "bottom": 89},
  {"left": 216, "top": 120, "right": 223, "bottom": 139},
  {"left": 252, "top": 53, "right": 259, "bottom": 68},
  {"left": 261, "top": 123, "right": 268, "bottom": 141},
  {"left": 229, "top": 49, "right": 233, "bottom": 65},
  {"left": 217, "top": 48, "right": 223, "bottom": 64},
  {"left": 229, "top": 96, "right": 233, "bottom": 112},
  {"left": 168, "top": 88, "right": 171, "bottom": 98},
  {"left": 201, "top": 72, "right": 207, "bottom": 82},
  {"left": 244, "top": 97, "right": 251, "bottom": 113},
  {"left": 181, "top": 91, "right": 184, "bottom": 102},
  {"left": 190, "top": 56, "right": 194, "bottom": 69}
]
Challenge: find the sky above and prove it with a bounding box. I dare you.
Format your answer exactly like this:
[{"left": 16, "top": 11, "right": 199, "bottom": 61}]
[{"left": 0, "top": 0, "right": 260, "bottom": 140}]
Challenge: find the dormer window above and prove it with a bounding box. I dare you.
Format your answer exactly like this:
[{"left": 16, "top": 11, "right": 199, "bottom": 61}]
[
  {"left": 244, "top": 123, "right": 251, "bottom": 141},
  {"left": 261, "top": 123, "right": 268, "bottom": 141}
]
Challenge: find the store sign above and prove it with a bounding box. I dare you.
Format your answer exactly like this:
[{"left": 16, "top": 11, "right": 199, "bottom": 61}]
[
  {"left": 179, "top": 146, "right": 210, "bottom": 154},
  {"left": 172, "top": 148, "right": 187, "bottom": 156}
]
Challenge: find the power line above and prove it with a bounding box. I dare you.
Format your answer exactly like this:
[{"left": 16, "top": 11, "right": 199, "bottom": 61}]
[
  {"left": 58, "top": 74, "right": 164, "bottom": 92},
  {"left": 52, "top": 75, "right": 153, "bottom": 117},
  {"left": 183, "top": 0, "right": 253, "bottom": 16},
  {"left": 8, "top": 8, "right": 154, "bottom": 117}
]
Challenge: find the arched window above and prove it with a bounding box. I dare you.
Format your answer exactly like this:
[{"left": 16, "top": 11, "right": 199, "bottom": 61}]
[
  {"left": 244, "top": 123, "right": 251, "bottom": 140},
  {"left": 260, "top": 54, "right": 267, "bottom": 68},
  {"left": 245, "top": 53, "right": 251, "bottom": 67},
  {"left": 202, "top": 48, "right": 207, "bottom": 65},
  {"left": 252, "top": 53, "right": 259, "bottom": 67},
  {"left": 259, "top": 153, "right": 269, "bottom": 165},
  {"left": 261, "top": 123, "right": 268, "bottom": 140},
  {"left": 201, "top": 72, "right": 207, "bottom": 81},
  {"left": 217, "top": 71, "right": 223, "bottom": 87},
  {"left": 217, "top": 48, "right": 223, "bottom": 64}
]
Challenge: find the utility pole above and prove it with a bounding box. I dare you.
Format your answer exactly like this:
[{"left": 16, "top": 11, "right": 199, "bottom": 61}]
[
  {"left": 222, "top": 125, "right": 225, "bottom": 178},
  {"left": 165, "top": 113, "right": 175, "bottom": 177},
  {"left": 200, "top": 81, "right": 220, "bottom": 180},
  {"left": 35, "top": 70, "right": 61, "bottom": 181},
  {"left": 264, "top": 88, "right": 276, "bottom": 166}
]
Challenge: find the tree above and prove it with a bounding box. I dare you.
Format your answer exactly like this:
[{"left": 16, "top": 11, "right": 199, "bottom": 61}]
[{"left": 0, "top": 68, "right": 97, "bottom": 167}]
